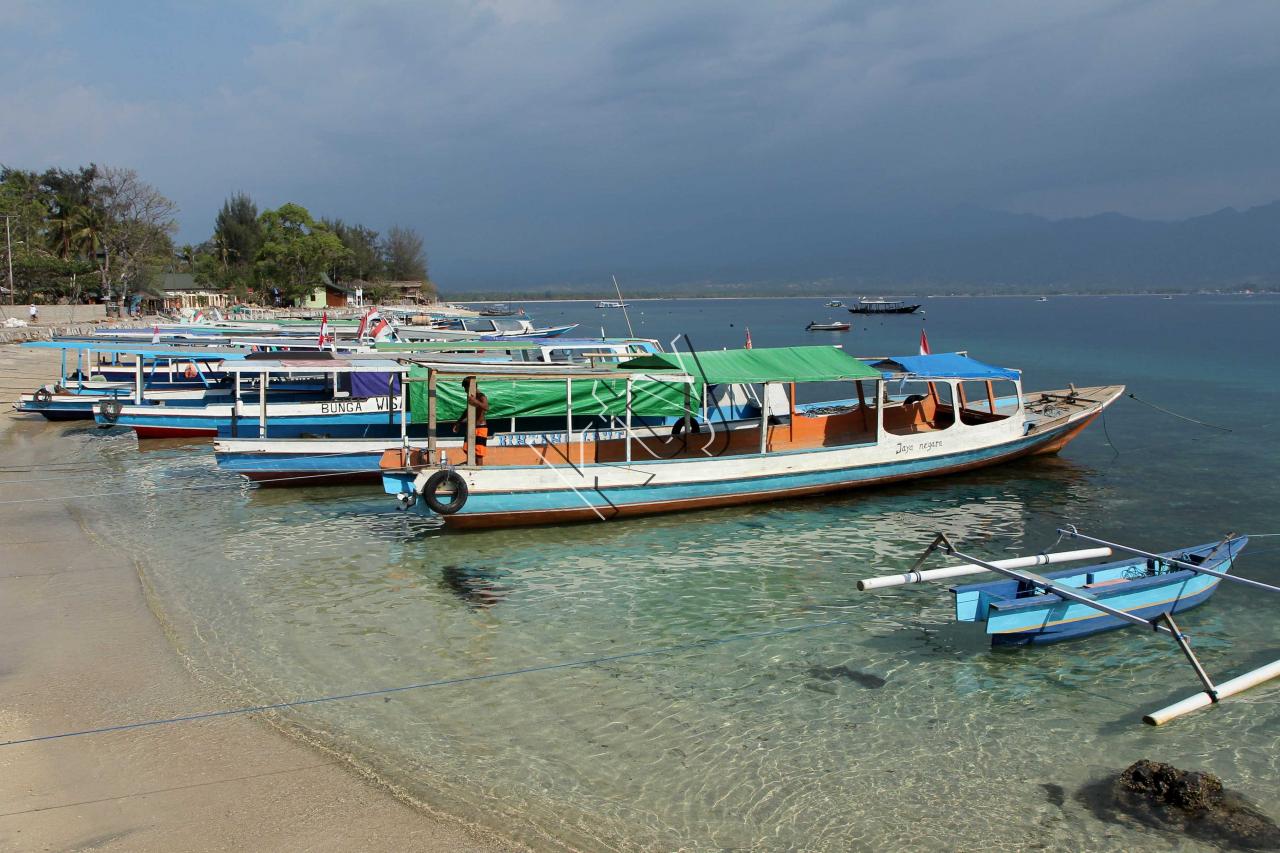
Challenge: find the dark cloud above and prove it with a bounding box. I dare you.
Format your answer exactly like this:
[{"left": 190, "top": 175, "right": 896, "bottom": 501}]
[{"left": 2, "top": 0, "right": 1277, "bottom": 286}]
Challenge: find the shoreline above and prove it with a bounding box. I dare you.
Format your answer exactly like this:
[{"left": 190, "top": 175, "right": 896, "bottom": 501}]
[
  {"left": 0, "top": 346, "right": 517, "bottom": 852},
  {"left": 442, "top": 290, "right": 1275, "bottom": 304}
]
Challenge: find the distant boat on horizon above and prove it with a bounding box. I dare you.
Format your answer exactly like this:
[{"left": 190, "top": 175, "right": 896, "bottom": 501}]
[
  {"left": 596, "top": 300, "right": 629, "bottom": 308},
  {"left": 847, "top": 298, "right": 921, "bottom": 315}
]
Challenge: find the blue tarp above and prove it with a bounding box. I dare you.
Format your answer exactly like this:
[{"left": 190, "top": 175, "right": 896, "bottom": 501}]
[{"left": 872, "top": 353, "right": 1020, "bottom": 381}]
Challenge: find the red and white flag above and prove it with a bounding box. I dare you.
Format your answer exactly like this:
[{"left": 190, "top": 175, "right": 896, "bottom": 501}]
[
  {"left": 318, "top": 312, "right": 330, "bottom": 348},
  {"left": 356, "top": 307, "right": 381, "bottom": 340},
  {"left": 371, "top": 317, "right": 393, "bottom": 342},
  {"left": 744, "top": 327, "right": 753, "bottom": 350},
  {"left": 919, "top": 328, "right": 931, "bottom": 356},
  {"left": 151, "top": 324, "right": 161, "bottom": 344}
]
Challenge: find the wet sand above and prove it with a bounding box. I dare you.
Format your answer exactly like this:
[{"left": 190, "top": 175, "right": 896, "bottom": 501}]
[{"left": 0, "top": 346, "right": 515, "bottom": 852}]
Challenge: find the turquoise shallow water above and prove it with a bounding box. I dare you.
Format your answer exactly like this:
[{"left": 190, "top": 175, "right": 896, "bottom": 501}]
[{"left": 44, "top": 295, "right": 1280, "bottom": 850}]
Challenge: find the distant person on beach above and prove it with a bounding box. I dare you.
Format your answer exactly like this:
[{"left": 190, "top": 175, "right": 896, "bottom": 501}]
[
  {"left": 28, "top": 304, "right": 37, "bottom": 322},
  {"left": 452, "top": 378, "right": 490, "bottom": 465}
]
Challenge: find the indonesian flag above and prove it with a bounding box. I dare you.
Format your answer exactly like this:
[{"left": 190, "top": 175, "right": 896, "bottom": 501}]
[
  {"left": 919, "top": 328, "right": 931, "bottom": 356},
  {"left": 371, "top": 317, "right": 393, "bottom": 342},
  {"left": 151, "top": 324, "right": 161, "bottom": 344},
  {"left": 356, "top": 307, "right": 381, "bottom": 340},
  {"left": 744, "top": 327, "right": 753, "bottom": 350},
  {"left": 318, "top": 312, "right": 330, "bottom": 348},
  {"left": 192, "top": 308, "right": 205, "bottom": 324}
]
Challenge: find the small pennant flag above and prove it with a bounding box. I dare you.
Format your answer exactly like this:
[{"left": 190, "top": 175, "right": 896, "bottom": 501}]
[
  {"left": 318, "top": 312, "right": 330, "bottom": 348},
  {"left": 744, "top": 327, "right": 753, "bottom": 350},
  {"left": 919, "top": 327, "right": 931, "bottom": 356},
  {"left": 151, "top": 325, "right": 161, "bottom": 344}
]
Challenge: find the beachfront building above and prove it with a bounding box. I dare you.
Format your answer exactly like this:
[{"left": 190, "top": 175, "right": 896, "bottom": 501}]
[{"left": 152, "top": 273, "right": 231, "bottom": 313}]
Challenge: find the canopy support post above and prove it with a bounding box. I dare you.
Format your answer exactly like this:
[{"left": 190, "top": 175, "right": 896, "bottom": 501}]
[
  {"left": 465, "top": 375, "right": 476, "bottom": 467},
  {"left": 426, "top": 369, "right": 438, "bottom": 464},
  {"left": 759, "top": 383, "right": 770, "bottom": 455},
  {"left": 134, "top": 358, "right": 143, "bottom": 405},
  {"left": 625, "top": 377, "right": 633, "bottom": 463},
  {"left": 985, "top": 380, "right": 997, "bottom": 413},
  {"left": 399, "top": 375, "right": 408, "bottom": 450},
  {"left": 231, "top": 370, "right": 240, "bottom": 438},
  {"left": 258, "top": 369, "right": 268, "bottom": 439},
  {"left": 565, "top": 377, "right": 573, "bottom": 462}
]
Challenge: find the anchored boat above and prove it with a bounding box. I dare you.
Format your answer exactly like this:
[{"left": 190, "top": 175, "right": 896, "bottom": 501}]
[
  {"left": 381, "top": 347, "right": 1122, "bottom": 528},
  {"left": 847, "top": 299, "right": 921, "bottom": 315},
  {"left": 806, "top": 321, "right": 851, "bottom": 332}
]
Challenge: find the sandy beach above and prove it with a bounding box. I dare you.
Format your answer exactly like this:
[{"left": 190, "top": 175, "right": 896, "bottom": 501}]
[{"left": 0, "top": 344, "right": 513, "bottom": 852}]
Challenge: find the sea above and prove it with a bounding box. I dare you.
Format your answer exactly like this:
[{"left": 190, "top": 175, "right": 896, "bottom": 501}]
[{"left": 47, "top": 295, "right": 1280, "bottom": 850}]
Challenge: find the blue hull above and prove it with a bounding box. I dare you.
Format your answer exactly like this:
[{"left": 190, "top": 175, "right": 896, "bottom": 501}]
[
  {"left": 951, "top": 538, "right": 1246, "bottom": 645},
  {"left": 384, "top": 409, "right": 1099, "bottom": 527}
]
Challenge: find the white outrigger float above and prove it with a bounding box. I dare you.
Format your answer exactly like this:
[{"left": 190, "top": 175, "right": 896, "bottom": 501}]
[{"left": 380, "top": 347, "right": 1124, "bottom": 529}]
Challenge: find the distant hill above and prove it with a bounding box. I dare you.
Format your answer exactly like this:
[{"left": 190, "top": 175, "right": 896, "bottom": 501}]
[
  {"left": 438, "top": 201, "right": 1280, "bottom": 297},
  {"left": 843, "top": 202, "right": 1280, "bottom": 292}
]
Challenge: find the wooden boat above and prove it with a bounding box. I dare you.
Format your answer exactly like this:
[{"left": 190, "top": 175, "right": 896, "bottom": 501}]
[
  {"left": 396, "top": 317, "right": 578, "bottom": 341},
  {"left": 806, "top": 321, "right": 850, "bottom": 332},
  {"left": 96, "top": 355, "right": 407, "bottom": 439},
  {"left": 847, "top": 299, "right": 921, "bottom": 315},
  {"left": 596, "top": 300, "right": 629, "bottom": 308},
  {"left": 381, "top": 348, "right": 1123, "bottom": 529},
  {"left": 825, "top": 300, "right": 844, "bottom": 308},
  {"left": 951, "top": 538, "right": 1247, "bottom": 645},
  {"left": 478, "top": 303, "right": 518, "bottom": 317}
]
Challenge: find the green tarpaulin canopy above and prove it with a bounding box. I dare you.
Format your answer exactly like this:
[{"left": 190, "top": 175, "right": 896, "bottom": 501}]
[
  {"left": 618, "top": 346, "right": 880, "bottom": 384},
  {"left": 407, "top": 366, "right": 698, "bottom": 423}
]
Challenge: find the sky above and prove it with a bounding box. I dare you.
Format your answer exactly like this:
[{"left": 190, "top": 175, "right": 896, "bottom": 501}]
[{"left": 2, "top": 0, "right": 1279, "bottom": 287}]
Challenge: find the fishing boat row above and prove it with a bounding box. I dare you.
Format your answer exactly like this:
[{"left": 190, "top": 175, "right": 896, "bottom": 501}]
[{"left": 12, "top": 315, "right": 1277, "bottom": 727}]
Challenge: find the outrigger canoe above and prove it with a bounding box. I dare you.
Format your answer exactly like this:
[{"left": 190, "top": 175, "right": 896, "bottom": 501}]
[{"left": 951, "top": 537, "right": 1248, "bottom": 645}]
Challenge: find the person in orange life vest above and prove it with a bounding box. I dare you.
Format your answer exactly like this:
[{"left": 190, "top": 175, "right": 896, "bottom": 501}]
[{"left": 452, "top": 378, "right": 490, "bottom": 464}]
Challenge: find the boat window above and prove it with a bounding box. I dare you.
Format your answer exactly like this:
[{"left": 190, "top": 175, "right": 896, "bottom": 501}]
[
  {"left": 883, "top": 380, "right": 955, "bottom": 436},
  {"left": 957, "top": 380, "right": 1017, "bottom": 424}
]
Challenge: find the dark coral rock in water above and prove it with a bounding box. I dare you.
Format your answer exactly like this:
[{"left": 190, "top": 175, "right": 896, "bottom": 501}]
[{"left": 1077, "top": 760, "right": 1280, "bottom": 850}]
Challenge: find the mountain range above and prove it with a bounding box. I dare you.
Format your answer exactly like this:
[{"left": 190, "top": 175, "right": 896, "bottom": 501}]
[{"left": 440, "top": 201, "right": 1280, "bottom": 297}]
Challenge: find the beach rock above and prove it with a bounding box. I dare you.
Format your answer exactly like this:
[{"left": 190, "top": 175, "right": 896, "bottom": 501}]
[{"left": 1077, "top": 760, "right": 1280, "bottom": 850}]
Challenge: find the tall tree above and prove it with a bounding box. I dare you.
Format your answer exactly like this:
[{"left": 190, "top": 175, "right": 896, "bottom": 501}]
[
  {"left": 254, "top": 203, "right": 350, "bottom": 304},
  {"left": 323, "top": 218, "right": 385, "bottom": 283},
  {"left": 213, "top": 192, "right": 262, "bottom": 272},
  {"left": 382, "top": 225, "right": 429, "bottom": 281},
  {"left": 93, "top": 166, "right": 179, "bottom": 307}
]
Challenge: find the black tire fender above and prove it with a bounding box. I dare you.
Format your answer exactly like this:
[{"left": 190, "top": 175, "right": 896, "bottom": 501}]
[
  {"left": 99, "top": 398, "right": 123, "bottom": 424},
  {"left": 670, "top": 418, "right": 703, "bottom": 438},
  {"left": 423, "top": 469, "right": 469, "bottom": 515}
]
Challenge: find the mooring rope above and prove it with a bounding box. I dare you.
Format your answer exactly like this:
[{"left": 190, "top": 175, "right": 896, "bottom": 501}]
[
  {"left": 0, "top": 616, "right": 854, "bottom": 748},
  {"left": 1126, "top": 393, "right": 1233, "bottom": 432}
]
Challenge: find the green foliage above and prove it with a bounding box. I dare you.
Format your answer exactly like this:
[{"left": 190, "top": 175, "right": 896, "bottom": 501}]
[
  {"left": 213, "top": 192, "right": 261, "bottom": 271},
  {"left": 383, "top": 225, "right": 428, "bottom": 281},
  {"left": 322, "top": 218, "right": 385, "bottom": 283},
  {"left": 254, "top": 203, "right": 351, "bottom": 303}
]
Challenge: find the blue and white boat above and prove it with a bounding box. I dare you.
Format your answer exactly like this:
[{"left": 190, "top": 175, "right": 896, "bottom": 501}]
[
  {"left": 381, "top": 347, "right": 1124, "bottom": 528},
  {"left": 951, "top": 537, "right": 1248, "bottom": 645}
]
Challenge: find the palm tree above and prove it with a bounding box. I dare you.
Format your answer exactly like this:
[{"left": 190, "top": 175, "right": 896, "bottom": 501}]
[
  {"left": 46, "top": 195, "right": 77, "bottom": 260},
  {"left": 70, "top": 204, "right": 109, "bottom": 299}
]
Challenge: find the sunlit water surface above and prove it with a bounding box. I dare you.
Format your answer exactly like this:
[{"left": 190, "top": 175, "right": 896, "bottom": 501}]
[{"left": 53, "top": 296, "right": 1280, "bottom": 850}]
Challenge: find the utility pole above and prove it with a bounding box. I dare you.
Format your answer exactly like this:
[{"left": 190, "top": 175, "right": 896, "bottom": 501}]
[{"left": 2, "top": 214, "right": 13, "bottom": 319}]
